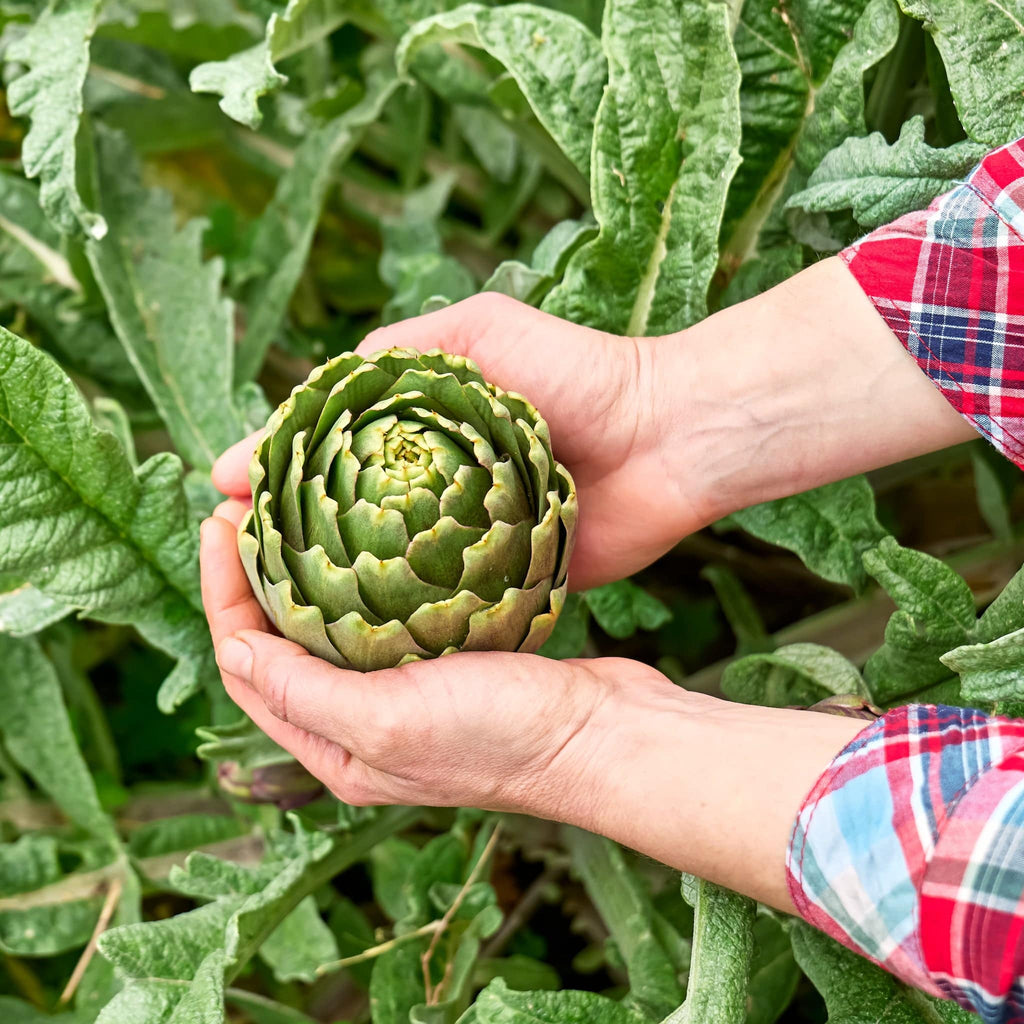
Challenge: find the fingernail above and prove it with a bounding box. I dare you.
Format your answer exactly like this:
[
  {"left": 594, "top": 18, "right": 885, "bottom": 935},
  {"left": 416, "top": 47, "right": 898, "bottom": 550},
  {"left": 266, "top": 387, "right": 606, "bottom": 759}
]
[{"left": 217, "top": 636, "right": 253, "bottom": 681}]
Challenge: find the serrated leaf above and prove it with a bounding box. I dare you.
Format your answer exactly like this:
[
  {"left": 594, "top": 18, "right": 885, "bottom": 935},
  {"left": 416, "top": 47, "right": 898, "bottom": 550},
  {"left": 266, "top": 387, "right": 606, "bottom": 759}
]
[
  {"left": 544, "top": 0, "right": 741, "bottom": 335},
  {"left": 235, "top": 72, "right": 400, "bottom": 382},
  {"left": 4, "top": 0, "right": 107, "bottom": 237},
  {"left": 0, "top": 323, "right": 213, "bottom": 723},
  {"left": 667, "top": 878, "right": 755, "bottom": 1024},
  {"left": 722, "top": 643, "right": 867, "bottom": 708},
  {"left": 942, "top": 627, "right": 1024, "bottom": 704},
  {"left": 0, "top": 635, "right": 114, "bottom": 841},
  {"left": 731, "top": 476, "right": 888, "bottom": 591},
  {"left": 190, "top": 0, "right": 369, "bottom": 127},
  {"left": 898, "top": 0, "right": 1024, "bottom": 147},
  {"left": 85, "top": 129, "right": 245, "bottom": 472},
  {"left": 787, "top": 116, "right": 988, "bottom": 228},
  {"left": 397, "top": 4, "right": 606, "bottom": 178},
  {"left": 585, "top": 580, "right": 672, "bottom": 641}
]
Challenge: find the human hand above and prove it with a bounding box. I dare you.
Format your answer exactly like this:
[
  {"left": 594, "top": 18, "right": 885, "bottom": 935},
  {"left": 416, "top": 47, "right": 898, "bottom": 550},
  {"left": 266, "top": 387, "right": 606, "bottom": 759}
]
[
  {"left": 213, "top": 294, "right": 708, "bottom": 590},
  {"left": 199, "top": 500, "right": 667, "bottom": 818},
  {"left": 202, "top": 499, "right": 864, "bottom": 912}
]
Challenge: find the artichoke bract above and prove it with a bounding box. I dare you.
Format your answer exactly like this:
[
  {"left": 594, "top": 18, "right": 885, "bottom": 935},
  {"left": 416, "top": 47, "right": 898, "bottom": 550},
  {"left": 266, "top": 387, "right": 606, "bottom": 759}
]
[{"left": 238, "top": 348, "right": 577, "bottom": 671}]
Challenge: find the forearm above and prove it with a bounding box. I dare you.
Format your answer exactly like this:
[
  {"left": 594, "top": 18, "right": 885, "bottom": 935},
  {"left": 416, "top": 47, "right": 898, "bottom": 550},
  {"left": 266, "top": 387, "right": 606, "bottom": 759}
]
[
  {"left": 663, "top": 256, "right": 976, "bottom": 524},
  {"left": 546, "top": 677, "right": 865, "bottom": 912}
]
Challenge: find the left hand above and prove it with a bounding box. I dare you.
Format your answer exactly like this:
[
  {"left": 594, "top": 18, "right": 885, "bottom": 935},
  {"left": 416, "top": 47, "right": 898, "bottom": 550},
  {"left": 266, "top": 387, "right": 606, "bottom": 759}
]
[{"left": 200, "top": 499, "right": 662, "bottom": 818}]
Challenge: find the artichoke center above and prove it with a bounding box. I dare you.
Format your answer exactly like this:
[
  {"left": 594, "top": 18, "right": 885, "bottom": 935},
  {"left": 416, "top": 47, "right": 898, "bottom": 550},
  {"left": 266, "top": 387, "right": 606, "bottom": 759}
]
[{"left": 382, "top": 422, "right": 433, "bottom": 482}]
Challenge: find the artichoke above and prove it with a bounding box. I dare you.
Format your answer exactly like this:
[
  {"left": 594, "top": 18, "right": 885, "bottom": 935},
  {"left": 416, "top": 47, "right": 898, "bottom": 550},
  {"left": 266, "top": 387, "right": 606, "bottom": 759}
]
[{"left": 239, "top": 348, "right": 577, "bottom": 671}]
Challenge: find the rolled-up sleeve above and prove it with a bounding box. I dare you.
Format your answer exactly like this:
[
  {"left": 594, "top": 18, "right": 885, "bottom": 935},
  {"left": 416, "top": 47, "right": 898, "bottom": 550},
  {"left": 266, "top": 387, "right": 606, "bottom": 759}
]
[
  {"left": 841, "top": 138, "right": 1024, "bottom": 468},
  {"left": 787, "top": 704, "right": 1024, "bottom": 1021}
]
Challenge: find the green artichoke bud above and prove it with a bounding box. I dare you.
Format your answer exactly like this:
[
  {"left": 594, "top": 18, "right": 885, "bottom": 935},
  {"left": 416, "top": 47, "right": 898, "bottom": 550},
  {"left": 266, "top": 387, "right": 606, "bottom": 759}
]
[
  {"left": 217, "top": 760, "right": 325, "bottom": 809},
  {"left": 239, "top": 348, "right": 577, "bottom": 671}
]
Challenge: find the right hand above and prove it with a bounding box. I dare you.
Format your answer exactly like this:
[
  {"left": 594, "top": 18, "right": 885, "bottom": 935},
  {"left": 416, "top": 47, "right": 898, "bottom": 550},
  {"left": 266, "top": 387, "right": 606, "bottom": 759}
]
[{"left": 216, "top": 293, "right": 708, "bottom": 590}]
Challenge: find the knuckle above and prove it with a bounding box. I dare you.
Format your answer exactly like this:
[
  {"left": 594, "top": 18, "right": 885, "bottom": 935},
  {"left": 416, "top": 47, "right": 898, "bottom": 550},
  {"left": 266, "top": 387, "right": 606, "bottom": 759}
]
[{"left": 257, "top": 655, "right": 297, "bottom": 722}]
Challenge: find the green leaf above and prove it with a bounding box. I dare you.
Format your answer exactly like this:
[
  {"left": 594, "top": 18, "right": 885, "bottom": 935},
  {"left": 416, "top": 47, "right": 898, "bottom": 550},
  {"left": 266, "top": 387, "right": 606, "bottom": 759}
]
[
  {"left": 790, "top": 920, "right": 978, "bottom": 1023},
  {"left": 666, "top": 878, "right": 755, "bottom": 1024},
  {"left": 941, "top": 627, "right": 1024, "bottom": 704},
  {"left": 722, "top": 643, "right": 867, "bottom": 708},
  {"left": 744, "top": 916, "right": 800, "bottom": 1024},
  {"left": 701, "top": 565, "right": 772, "bottom": 655},
  {"left": 473, "top": 978, "right": 648, "bottom": 1024},
  {"left": 731, "top": 477, "right": 888, "bottom": 591},
  {"left": 787, "top": 116, "right": 988, "bottom": 229},
  {"left": 397, "top": 3, "right": 606, "bottom": 178},
  {"left": 5, "top": 0, "right": 107, "bottom": 237},
  {"left": 85, "top": 129, "right": 245, "bottom": 471},
  {"left": 0, "top": 325, "right": 211, "bottom": 673},
  {"left": 101, "top": 809, "right": 420, "bottom": 1022},
  {"left": 863, "top": 537, "right": 977, "bottom": 642},
  {"left": 898, "top": 0, "right": 1024, "bottom": 146},
  {"left": 537, "top": 592, "right": 589, "bottom": 659},
  {"left": 972, "top": 444, "right": 1015, "bottom": 545},
  {"left": 585, "top": 580, "right": 672, "bottom": 641},
  {"left": 378, "top": 173, "right": 475, "bottom": 324},
  {"left": 234, "top": 71, "right": 401, "bottom": 382},
  {"left": 189, "top": 0, "right": 370, "bottom": 128},
  {"left": 370, "top": 934, "right": 430, "bottom": 1024},
  {"left": 562, "top": 828, "right": 684, "bottom": 1019},
  {"left": 483, "top": 217, "right": 596, "bottom": 306},
  {"left": 0, "top": 996, "right": 85, "bottom": 1023},
  {"left": 260, "top": 895, "right": 339, "bottom": 983},
  {"left": 128, "top": 814, "right": 247, "bottom": 859},
  {"left": 979, "top": 563, "right": 1024, "bottom": 642},
  {"left": 0, "top": 580, "right": 70, "bottom": 636},
  {"left": 0, "top": 635, "right": 115, "bottom": 842},
  {"left": 545, "top": 0, "right": 741, "bottom": 335}
]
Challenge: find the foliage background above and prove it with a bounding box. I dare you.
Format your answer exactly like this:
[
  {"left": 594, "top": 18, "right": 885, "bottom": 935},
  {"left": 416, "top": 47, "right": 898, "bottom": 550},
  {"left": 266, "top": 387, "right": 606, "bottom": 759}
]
[{"left": 0, "top": 0, "right": 1022, "bottom": 1021}]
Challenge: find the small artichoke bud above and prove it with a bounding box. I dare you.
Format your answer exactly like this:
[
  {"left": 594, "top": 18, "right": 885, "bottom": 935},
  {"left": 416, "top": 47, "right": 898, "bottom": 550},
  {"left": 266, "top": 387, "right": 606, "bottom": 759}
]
[
  {"left": 239, "top": 348, "right": 577, "bottom": 671},
  {"left": 217, "top": 761, "right": 324, "bottom": 810},
  {"left": 804, "top": 694, "right": 884, "bottom": 721}
]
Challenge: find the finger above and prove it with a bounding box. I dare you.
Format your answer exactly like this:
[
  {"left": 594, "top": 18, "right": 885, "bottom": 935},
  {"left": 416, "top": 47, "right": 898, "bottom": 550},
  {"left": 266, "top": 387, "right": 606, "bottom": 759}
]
[
  {"left": 355, "top": 299, "right": 481, "bottom": 358},
  {"left": 216, "top": 629, "right": 410, "bottom": 763},
  {"left": 213, "top": 498, "right": 250, "bottom": 525},
  {"left": 199, "top": 516, "right": 270, "bottom": 646},
  {"left": 211, "top": 431, "right": 262, "bottom": 498}
]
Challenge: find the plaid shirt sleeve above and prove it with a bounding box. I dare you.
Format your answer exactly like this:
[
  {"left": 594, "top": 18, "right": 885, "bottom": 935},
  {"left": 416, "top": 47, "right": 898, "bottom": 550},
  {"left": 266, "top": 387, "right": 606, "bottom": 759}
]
[
  {"left": 787, "top": 705, "right": 1024, "bottom": 1021},
  {"left": 840, "top": 137, "right": 1024, "bottom": 468}
]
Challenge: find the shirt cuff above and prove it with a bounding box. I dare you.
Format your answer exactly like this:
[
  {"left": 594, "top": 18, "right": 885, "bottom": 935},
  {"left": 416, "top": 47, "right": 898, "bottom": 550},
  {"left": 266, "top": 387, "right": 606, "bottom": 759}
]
[
  {"left": 840, "top": 137, "right": 1024, "bottom": 469},
  {"left": 787, "top": 704, "right": 1024, "bottom": 1014}
]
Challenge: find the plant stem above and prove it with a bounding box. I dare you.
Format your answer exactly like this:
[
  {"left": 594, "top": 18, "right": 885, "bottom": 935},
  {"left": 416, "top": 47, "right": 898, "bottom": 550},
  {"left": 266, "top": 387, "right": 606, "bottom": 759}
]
[
  {"left": 316, "top": 920, "right": 444, "bottom": 975},
  {"left": 422, "top": 822, "right": 502, "bottom": 1004},
  {"left": 58, "top": 875, "right": 123, "bottom": 1005}
]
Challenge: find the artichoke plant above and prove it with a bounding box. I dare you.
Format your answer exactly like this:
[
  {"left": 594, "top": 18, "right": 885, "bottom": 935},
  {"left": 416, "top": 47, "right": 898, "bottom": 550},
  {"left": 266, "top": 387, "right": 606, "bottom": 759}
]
[{"left": 239, "top": 348, "right": 577, "bottom": 671}]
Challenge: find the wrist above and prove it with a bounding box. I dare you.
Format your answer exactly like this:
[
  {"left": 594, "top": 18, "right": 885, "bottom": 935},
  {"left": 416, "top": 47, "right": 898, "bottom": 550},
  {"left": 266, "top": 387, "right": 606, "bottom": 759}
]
[
  {"left": 550, "top": 672, "right": 865, "bottom": 911},
  {"left": 658, "top": 256, "right": 975, "bottom": 523}
]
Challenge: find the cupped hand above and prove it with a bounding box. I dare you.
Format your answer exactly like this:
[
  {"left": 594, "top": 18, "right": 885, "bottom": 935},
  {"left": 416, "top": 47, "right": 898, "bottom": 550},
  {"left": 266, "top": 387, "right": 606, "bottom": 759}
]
[
  {"left": 200, "top": 502, "right": 670, "bottom": 818},
  {"left": 213, "top": 294, "right": 706, "bottom": 589}
]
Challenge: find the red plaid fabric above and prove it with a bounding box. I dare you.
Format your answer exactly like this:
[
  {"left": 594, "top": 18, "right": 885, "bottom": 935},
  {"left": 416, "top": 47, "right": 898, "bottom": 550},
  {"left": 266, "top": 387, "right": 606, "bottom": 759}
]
[
  {"left": 788, "top": 706, "right": 1024, "bottom": 1022},
  {"left": 841, "top": 137, "right": 1024, "bottom": 468}
]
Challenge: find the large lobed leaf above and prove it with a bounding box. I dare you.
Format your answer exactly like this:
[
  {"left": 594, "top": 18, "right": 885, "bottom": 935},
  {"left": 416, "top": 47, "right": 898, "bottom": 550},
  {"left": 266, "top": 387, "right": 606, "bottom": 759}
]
[{"left": 544, "top": 0, "right": 742, "bottom": 335}]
